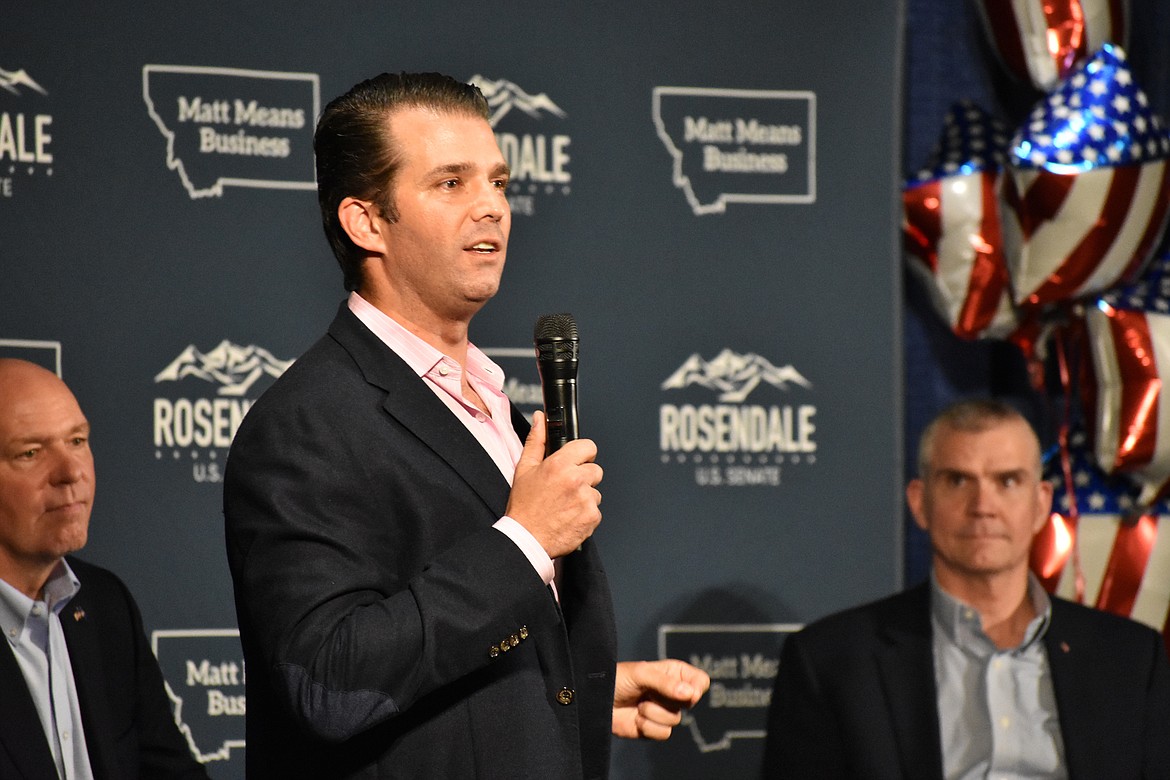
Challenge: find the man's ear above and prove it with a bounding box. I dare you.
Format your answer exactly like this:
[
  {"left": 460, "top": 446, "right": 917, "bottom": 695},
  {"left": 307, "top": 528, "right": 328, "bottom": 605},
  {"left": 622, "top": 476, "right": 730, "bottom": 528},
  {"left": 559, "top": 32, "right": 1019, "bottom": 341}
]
[
  {"left": 906, "top": 479, "right": 929, "bottom": 533},
  {"left": 338, "top": 197, "right": 387, "bottom": 255},
  {"left": 1032, "top": 478, "right": 1054, "bottom": 535}
]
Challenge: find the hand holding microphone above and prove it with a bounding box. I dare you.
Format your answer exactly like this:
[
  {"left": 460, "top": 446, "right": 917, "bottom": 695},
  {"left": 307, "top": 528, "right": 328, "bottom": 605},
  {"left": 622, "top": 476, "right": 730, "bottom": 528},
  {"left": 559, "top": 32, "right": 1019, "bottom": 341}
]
[{"left": 505, "top": 314, "right": 602, "bottom": 558}]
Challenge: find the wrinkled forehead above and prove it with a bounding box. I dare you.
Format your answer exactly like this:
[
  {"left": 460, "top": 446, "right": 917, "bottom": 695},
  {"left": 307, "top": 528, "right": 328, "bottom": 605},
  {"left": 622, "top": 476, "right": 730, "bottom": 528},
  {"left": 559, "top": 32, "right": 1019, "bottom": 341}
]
[{"left": 926, "top": 418, "right": 1042, "bottom": 473}]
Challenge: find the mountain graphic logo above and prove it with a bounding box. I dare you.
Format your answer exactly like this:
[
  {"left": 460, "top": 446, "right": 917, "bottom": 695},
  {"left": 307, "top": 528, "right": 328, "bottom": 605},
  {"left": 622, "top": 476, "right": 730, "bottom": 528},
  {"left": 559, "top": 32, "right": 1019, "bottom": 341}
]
[
  {"left": 155, "top": 341, "right": 293, "bottom": 397},
  {"left": 0, "top": 67, "right": 47, "bottom": 96},
  {"left": 662, "top": 349, "right": 811, "bottom": 403},
  {"left": 470, "top": 75, "right": 566, "bottom": 128}
]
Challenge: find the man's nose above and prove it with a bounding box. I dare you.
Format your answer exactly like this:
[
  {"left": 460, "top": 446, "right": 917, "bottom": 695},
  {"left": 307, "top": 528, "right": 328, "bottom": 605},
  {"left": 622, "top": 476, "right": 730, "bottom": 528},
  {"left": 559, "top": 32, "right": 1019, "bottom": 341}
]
[
  {"left": 49, "top": 447, "right": 87, "bottom": 485},
  {"left": 473, "top": 183, "right": 507, "bottom": 222},
  {"left": 968, "top": 479, "right": 997, "bottom": 513}
]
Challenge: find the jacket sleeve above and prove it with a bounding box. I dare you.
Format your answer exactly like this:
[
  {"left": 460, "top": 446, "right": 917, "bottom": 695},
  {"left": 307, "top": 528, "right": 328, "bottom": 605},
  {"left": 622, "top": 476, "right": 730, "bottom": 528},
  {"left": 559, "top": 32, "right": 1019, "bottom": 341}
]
[
  {"left": 761, "top": 629, "right": 848, "bottom": 780},
  {"left": 66, "top": 561, "right": 210, "bottom": 780},
  {"left": 121, "top": 579, "right": 212, "bottom": 779},
  {"left": 1140, "top": 628, "right": 1170, "bottom": 777}
]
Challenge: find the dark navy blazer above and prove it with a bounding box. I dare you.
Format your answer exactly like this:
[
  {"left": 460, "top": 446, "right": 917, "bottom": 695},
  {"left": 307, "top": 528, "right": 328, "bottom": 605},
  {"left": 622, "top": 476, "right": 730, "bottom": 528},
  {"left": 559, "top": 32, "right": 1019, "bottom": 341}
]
[
  {"left": 762, "top": 582, "right": 1170, "bottom": 780},
  {"left": 224, "top": 304, "right": 617, "bottom": 779},
  {"left": 0, "top": 557, "right": 207, "bottom": 779}
]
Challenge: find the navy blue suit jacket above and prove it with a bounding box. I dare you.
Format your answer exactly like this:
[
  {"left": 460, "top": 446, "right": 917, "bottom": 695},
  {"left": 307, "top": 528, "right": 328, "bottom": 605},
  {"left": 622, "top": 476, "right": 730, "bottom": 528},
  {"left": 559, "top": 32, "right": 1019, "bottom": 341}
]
[
  {"left": 0, "top": 557, "right": 207, "bottom": 779},
  {"left": 762, "top": 582, "right": 1170, "bottom": 779},
  {"left": 224, "top": 304, "right": 617, "bottom": 779}
]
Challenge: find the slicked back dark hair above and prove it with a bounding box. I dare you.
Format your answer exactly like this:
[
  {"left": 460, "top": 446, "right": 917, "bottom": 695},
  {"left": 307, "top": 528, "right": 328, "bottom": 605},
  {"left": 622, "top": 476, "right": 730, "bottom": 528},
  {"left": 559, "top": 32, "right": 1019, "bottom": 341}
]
[{"left": 314, "top": 72, "right": 491, "bottom": 291}]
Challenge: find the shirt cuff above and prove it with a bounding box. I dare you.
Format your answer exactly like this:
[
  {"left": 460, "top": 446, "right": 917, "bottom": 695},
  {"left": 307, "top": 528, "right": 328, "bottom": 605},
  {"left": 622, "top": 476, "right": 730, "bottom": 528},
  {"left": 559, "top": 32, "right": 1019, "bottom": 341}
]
[{"left": 494, "top": 516, "right": 555, "bottom": 586}]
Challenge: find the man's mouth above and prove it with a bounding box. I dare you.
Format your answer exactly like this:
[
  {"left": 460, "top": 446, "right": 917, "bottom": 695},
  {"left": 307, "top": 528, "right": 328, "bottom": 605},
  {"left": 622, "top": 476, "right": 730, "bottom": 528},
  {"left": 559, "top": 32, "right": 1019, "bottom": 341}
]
[
  {"left": 47, "top": 499, "right": 88, "bottom": 515},
  {"left": 962, "top": 531, "right": 1007, "bottom": 541}
]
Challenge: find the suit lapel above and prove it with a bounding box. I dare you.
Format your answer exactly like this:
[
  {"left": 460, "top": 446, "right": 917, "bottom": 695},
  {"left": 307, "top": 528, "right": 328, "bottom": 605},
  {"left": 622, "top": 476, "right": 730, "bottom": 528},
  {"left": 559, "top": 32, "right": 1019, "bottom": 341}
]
[
  {"left": 875, "top": 585, "right": 944, "bottom": 780},
  {"left": 329, "top": 305, "right": 515, "bottom": 517},
  {"left": 1043, "top": 600, "right": 1091, "bottom": 779},
  {"left": 0, "top": 643, "right": 60, "bottom": 779},
  {"left": 60, "top": 591, "right": 119, "bottom": 780}
]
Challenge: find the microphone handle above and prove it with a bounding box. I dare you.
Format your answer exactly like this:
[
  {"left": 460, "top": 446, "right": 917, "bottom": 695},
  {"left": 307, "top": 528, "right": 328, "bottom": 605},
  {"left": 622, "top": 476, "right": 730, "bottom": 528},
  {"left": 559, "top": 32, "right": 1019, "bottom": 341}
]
[{"left": 544, "top": 377, "right": 579, "bottom": 455}]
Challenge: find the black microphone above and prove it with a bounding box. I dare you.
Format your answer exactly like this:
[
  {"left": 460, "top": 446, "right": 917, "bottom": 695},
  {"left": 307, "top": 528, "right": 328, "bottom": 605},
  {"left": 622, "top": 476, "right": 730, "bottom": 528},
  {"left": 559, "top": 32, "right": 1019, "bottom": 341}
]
[{"left": 534, "top": 313, "right": 579, "bottom": 456}]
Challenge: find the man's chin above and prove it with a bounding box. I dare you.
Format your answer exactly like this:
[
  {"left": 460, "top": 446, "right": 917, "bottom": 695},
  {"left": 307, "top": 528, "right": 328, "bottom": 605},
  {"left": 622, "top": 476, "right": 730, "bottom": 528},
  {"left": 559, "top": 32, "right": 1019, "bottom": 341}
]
[
  {"left": 938, "top": 549, "right": 1024, "bottom": 578},
  {"left": 459, "top": 288, "right": 498, "bottom": 314},
  {"left": 52, "top": 529, "right": 89, "bottom": 559}
]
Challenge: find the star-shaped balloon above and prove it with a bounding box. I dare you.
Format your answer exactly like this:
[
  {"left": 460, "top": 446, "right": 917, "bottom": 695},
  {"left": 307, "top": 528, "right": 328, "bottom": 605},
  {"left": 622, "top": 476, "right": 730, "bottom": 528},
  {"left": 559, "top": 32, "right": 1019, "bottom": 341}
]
[
  {"left": 903, "top": 101, "right": 1017, "bottom": 339},
  {"left": 1002, "top": 44, "right": 1170, "bottom": 311},
  {"left": 1086, "top": 252, "right": 1170, "bottom": 506}
]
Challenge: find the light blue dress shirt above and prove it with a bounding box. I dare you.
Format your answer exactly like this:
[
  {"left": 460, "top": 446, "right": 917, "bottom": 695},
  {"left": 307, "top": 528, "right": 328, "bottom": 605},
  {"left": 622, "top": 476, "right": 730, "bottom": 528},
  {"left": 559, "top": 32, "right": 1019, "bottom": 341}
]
[
  {"left": 930, "top": 573, "right": 1067, "bottom": 780},
  {"left": 0, "top": 560, "right": 95, "bottom": 780}
]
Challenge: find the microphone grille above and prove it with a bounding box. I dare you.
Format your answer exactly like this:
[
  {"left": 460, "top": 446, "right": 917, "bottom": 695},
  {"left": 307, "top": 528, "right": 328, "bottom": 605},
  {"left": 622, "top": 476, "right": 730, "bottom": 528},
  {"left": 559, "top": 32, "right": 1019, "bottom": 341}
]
[{"left": 534, "top": 313, "right": 578, "bottom": 341}]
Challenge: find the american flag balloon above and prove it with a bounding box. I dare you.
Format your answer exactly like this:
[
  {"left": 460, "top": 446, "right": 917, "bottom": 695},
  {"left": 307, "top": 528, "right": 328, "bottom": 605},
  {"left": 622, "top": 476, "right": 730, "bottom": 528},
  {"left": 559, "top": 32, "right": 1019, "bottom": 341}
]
[
  {"left": 1002, "top": 44, "right": 1170, "bottom": 311},
  {"left": 975, "top": 0, "right": 1127, "bottom": 90},
  {"left": 1035, "top": 432, "right": 1170, "bottom": 640},
  {"left": 903, "top": 101, "right": 1017, "bottom": 339},
  {"left": 1087, "top": 253, "right": 1170, "bottom": 506}
]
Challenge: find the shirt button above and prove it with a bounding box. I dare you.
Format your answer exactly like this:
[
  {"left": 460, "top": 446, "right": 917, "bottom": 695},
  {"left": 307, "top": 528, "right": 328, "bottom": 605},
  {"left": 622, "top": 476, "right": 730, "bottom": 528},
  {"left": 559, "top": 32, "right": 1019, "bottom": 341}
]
[
  {"left": 557, "top": 688, "right": 574, "bottom": 705},
  {"left": 438, "top": 365, "right": 450, "bottom": 376},
  {"left": 475, "top": 412, "right": 486, "bottom": 422},
  {"left": 61, "top": 731, "right": 70, "bottom": 741},
  {"left": 1000, "top": 716, "right": 1011, "bottom": 729}
]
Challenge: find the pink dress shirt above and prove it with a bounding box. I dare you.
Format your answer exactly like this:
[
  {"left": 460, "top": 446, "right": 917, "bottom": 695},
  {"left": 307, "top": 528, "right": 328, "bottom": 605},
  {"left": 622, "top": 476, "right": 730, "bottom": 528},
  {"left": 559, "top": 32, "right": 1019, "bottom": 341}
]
[{"left": 347, "top": 293, "right": 557, "bottom": 593}]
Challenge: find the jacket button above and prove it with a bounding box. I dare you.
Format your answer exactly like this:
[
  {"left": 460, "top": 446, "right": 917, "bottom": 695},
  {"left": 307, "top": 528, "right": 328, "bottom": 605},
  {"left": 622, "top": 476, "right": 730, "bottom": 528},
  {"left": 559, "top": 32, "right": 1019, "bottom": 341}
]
[
  {"left": 519, "top": 625, "right": 529, "bottom": 640},
  {"left": 556, "top": 687, "right": 574, "bottom": 705},
  {"left": 489, "top": 645, "right": 500, "bottom": 658}
]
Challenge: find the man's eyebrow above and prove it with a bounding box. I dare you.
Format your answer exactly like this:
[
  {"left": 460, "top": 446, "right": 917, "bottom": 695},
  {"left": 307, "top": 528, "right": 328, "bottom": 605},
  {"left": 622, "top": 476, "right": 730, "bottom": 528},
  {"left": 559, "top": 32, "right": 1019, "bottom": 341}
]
[
  {"left": 9, "top": 422, "right": 90, "bottom": 445},
  {"left": 424, "top": 161, "right": 475, "bottom": 179},
  {"left": 422, "top": 161, "right": 511, "bottom": 180},
  {"left": 930, "top": 466, "right": 1030, "bottom": 480},
  {"left": 930, "top": 467, "right": 972, "bottom": 477}
]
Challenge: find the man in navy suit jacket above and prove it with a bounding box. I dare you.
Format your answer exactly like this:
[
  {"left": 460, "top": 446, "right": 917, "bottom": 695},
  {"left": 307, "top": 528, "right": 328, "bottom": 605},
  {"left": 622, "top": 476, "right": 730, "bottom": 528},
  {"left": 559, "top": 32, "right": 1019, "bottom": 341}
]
[
  {"left": 224, "top": 71, "right": 707, "bottom": 779},
  {"left": 762, "top": 399, "right": 1170, "bottom": 779},
  {"left": 0, "top": 358, "right": 208, "bottom": 779}
]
